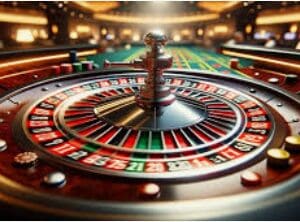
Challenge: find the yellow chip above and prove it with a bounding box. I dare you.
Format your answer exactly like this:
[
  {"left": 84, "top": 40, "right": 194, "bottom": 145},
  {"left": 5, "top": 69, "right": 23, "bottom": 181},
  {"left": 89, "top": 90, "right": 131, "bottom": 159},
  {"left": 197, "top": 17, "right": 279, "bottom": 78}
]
[
  {"left": 267, "top": 148, "right": 290, "bottom": 167},
  {"left": 285, "top": 136, "right": 300, "bottom": 152}
]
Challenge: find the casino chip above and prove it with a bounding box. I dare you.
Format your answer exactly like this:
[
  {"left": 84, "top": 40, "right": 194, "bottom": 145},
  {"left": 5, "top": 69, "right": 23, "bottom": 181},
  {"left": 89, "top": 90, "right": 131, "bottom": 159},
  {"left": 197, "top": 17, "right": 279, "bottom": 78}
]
[
  {"left": 43, "top": 172, "right": 66, "bottom": 187},
  {"left": 0, "top": 139, "right": 7, "bottom": 152},
  {"left": 285, "top": 74, "right": 298, "bottom": 84},
  {"left": 72, "top": 63, "right": 83, "bottom": 72},
  {"left": 285, "top": 136, "right": 300, "bottom": 152},
  {"left": 51, "top": 65, "right": 61, "bottom": 75},
  {"left": 138, "top": 183, "right": 160, "bottom": 199},
  {"left": 241, "top": 171, "right": 262, "bottom": 186},
  {"left": 268, "top": 77, "right": 279, "bottom": 84},
  {"left": 14, "top": 152, "right": 38, "bottom": 168},
  {"left": 81, "top": 61, "right": 93, "bottom": 71},
  {"left": 60, "top": 63, "right": 73, "bottom": 74},
  {"left": 267, "top": 148, "right": 290, "bottom": 167}
]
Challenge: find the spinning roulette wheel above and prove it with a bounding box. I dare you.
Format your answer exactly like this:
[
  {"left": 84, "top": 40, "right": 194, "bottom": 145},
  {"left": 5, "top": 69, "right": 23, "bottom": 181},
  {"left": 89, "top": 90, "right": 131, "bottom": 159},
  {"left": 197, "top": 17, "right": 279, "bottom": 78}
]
[{"left": 0, "top": 32, "right": 300, "bottom": 220}]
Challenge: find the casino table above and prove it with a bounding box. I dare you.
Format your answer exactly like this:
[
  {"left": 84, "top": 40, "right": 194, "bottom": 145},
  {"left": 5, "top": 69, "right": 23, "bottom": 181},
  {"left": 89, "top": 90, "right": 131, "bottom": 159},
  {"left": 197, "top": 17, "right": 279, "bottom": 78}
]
[
  {"left": 88, "top": 45, "right": 300, "bottom": 93},
  {"left": 88, "top": 45, "right": 253, "bottom": 76},
  {"left": 0, "top": 33, "right": 300, "bottom": 220}
]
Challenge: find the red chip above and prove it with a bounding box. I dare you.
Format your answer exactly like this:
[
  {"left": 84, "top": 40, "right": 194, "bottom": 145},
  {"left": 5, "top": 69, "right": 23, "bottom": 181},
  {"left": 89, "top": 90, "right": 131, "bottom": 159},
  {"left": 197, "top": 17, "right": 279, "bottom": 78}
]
[
  {"left": 241, "top": 171, "right": 262, "bottom": 186},
  {"left": 60, "top": 63, "right": 73, "bottom": 74},
  {"left": 229, "top": 58, "right": 239, "bottom": 69},
  {"left": 51, "top": 65, "right": 61, "bottom": 75}
]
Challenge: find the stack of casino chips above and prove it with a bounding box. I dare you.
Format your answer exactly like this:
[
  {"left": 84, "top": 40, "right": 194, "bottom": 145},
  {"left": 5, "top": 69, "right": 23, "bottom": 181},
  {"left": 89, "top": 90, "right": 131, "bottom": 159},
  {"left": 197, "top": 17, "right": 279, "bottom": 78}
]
[
  {"left": 51, "top": 65, "right": 61, "bottom": 75},
  {"left": 71, "top": 60, "right": 96, "bottom": 72},
  {"left": 72, "top": 63, "right": 83, "bottom": 72},
  {"left": 60, "top": 63, "right": 73, "bottom": 74},
  {"left": 81, "top": 61, "right": 94, "bottom": 71},
  {"left": 14, "top": 152, "right": 38, "bottom": 168},
  {"left": 58, "top": 60, "right": 96, "bottom": 75}
]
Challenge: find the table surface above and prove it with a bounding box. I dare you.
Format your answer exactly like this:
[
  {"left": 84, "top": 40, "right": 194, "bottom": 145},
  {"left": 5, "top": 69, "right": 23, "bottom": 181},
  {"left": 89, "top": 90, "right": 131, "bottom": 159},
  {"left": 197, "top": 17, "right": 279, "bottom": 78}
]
[{"left": 88, "top": 45, "right": 253, "bottom": 78}]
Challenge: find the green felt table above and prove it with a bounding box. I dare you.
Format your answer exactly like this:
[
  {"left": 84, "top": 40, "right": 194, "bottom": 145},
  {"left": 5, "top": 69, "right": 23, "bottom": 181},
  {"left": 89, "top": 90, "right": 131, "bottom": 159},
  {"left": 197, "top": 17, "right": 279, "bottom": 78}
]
[{"left": 87, "top": 45, "right": 253, "bottom": 78}]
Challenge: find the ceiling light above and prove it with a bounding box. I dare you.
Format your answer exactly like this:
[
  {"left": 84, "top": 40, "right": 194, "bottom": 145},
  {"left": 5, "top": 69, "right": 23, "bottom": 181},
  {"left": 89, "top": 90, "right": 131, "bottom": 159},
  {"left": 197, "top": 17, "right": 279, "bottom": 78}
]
[
  {"left": 256, "top": 12, "right": 300, "bottom": 25},
  {"left": 0, "top": 12, "right": 47, "bottom": 25}
]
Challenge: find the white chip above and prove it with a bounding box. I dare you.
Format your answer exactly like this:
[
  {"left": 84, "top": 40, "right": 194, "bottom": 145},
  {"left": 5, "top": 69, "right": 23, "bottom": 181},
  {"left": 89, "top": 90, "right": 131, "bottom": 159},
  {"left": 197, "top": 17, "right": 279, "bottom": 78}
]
[
  {"left": 268, "top": 78, "right": 279, "bottom": 84},
  {"left": 0, "top": 139, "right": 7, "bottom": 151},
  {"left": 43, "top": 172, "right": 66, "bottom": 187}
]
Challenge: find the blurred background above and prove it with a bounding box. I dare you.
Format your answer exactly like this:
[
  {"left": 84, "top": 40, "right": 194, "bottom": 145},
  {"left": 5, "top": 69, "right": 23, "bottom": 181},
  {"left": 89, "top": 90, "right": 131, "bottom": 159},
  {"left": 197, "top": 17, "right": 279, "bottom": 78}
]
[{"left": 0, "top": 1, "right": 299, "bottom": 51}]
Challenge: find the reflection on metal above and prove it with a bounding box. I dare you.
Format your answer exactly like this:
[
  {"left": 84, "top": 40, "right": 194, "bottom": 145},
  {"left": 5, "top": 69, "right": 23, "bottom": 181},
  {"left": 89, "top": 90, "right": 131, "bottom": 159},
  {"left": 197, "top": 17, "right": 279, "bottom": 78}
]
[
  {"left": 101, "top": 32, "right": 211, "bottom": 130},
  {"left": 117, "top": 108, "right": 145, "bottom": 127},
  {"left": 94, "top": 96, "right": 136, "bottom": 117},
  {"left": 95, "top": 97, "right": 207, "bottom": 131},
  {"left": 105, "top": 31, "right": 175, "bottom": 110}
]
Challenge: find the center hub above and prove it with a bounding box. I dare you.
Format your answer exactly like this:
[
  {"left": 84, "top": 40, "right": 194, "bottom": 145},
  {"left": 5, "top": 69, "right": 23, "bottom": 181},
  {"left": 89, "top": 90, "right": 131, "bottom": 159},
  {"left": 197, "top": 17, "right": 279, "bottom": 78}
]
[{"left": 94, "top": 94, "right": 207, "bottom": 131}]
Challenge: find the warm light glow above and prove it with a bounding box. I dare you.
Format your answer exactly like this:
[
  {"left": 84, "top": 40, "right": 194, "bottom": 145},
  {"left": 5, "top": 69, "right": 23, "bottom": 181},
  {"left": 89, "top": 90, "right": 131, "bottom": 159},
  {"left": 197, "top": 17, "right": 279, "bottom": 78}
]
[
  {"left": 88, "top": 38, "right": 97, "bottom": 44},
  {"left": 70, "top": 31, "right": 78, "bottom": 39},
  {"left": 0, "top": 50, "right": 97, "bottom": 71},
  {"left": 76, "top": 25, "right": 91, "bottom": 33},
  {"left": 16, "top": 29, "right": 34, "bottom": 43},
  {"left": 95, "top": 96, "right": 135, "bottom": 118},
  {"left": 133, "top": 33, "right": 141, "bottom": 42},
  {"left": 0, "top": 12, "right": 47, "bottom": 25},
  {"left": 39, "top": 29, "right": 48, "bottom": 39},
  {"left": 173, "top": 34, "right": 181, "bottom": 42},
  {"left": 106, "top": 34, "right": 115, "bottom": 40},
  {"left": 119, "top": 107, "right": 145, "bottom": 126},
  {"left": 151, "top": 1, "right": 167, "bottom": 5},
  {"left": 214, "top": 25, "right": 228, "bottom": 33},
  {"left": 152, "top": 29, "right": 164, "bottom": 35},
  {"left": 101, "top": 28, "right": 108, "bottom": 35},
  {"left": 32, "top": 29, "right": 39, "bottom": 38},
  {"left": 222, "top": 50, "right": 300, "bottom": 71},
  {"left": 208, "top": 30, "right": 214, "bottom": 37},
  {"left": 94, "top": 13, "right": 219, "bottom": 24},
  {"left": 51, "top": 24, "right": 59, "bottom": 34},
  {"left": 197, "top": 1, "right": 241, "bottom": 13},
  {"left": 73, "top": 1, "right": 120, "bottom": 13},
  {"left": 125, "top": 44, "right": 131, "bottom": 50},
  {"left": 245, "top": 24, "right": 252, "bottom": 34},
  {"left": 122, "top": 29, "right": 132, "bottom": 36},
  {"left": 197, "top": 28, "right": 204, "bottom": 36},
  {"left": 256, "top": 12, "right": 300, "bottom": 25},
  {"left": 290, "top": 24, "right": 298, "bottom": 33},
  {"left": 260, "top": 30, "right": 266, "bottom": 34},
  {"left": 181, "top": 29, "right": 191, "bottom": 36}
]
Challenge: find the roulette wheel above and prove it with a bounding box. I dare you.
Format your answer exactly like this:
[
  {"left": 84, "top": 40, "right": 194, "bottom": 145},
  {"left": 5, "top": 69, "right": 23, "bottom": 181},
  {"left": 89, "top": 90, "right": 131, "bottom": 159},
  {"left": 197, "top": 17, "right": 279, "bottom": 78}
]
[{"left": 0, "top": 31, "right": 300, "bottom": 220}]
